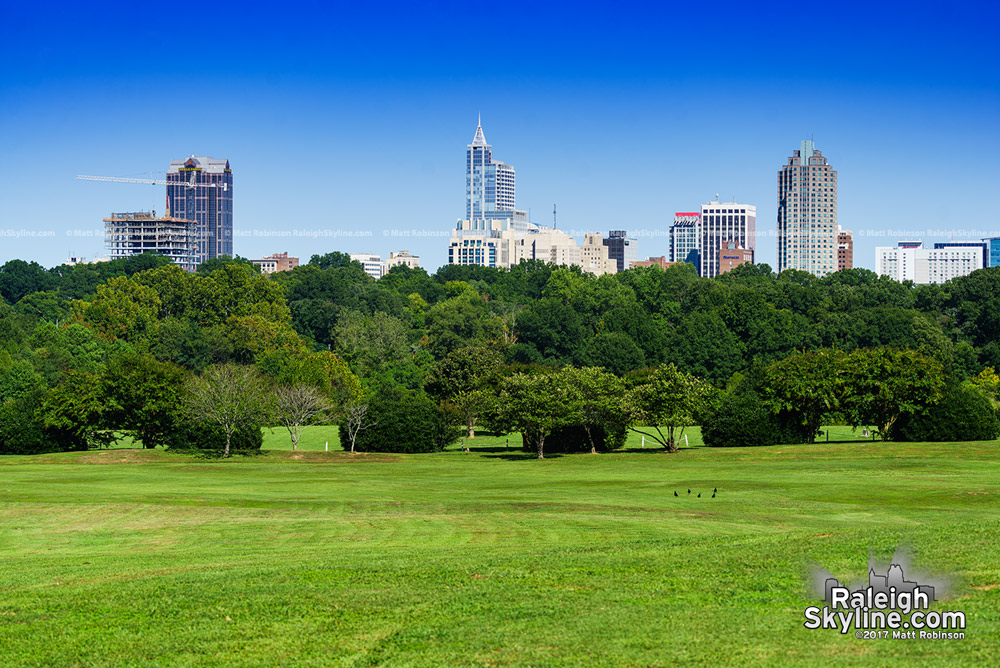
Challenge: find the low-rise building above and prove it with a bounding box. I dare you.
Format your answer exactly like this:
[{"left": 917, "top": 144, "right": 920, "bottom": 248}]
[
  {"left": 876, "top": 241, "right": 984, "bottom": 284},
  {"left": 252, "top": 252, "right": 299, "bottom": 274},
  {"left": 350, "top": 253, "right": 386, "bottom": 279},
  {"left": 386, "top": 251, "right": 420, "bottom": 270},
  {"left": 447, "top": 217, "right": 605, "bottom": 273},
  {"left": 718, "top": 243, "right": 754, "bottom": 275},
  {"left": 632, "top": 256, "right": 674, "bottom": 270}
]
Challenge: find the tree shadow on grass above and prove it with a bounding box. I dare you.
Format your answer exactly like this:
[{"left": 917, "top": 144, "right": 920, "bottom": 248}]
[
  {"left": 478, "top": 451, "right": 569, "bottom": 460},
  {"left": 617, "top": 447, "right": 675, "bottom": 454}
]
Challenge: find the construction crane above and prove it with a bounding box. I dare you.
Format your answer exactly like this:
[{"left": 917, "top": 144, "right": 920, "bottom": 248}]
[{"left": 75, "top": 173, "right": 228, "bottom": 190}]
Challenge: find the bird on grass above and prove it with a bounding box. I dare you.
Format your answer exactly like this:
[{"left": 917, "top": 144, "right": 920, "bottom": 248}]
[
  {"left": 687, "top": 489, "right": 691, "bottom": 494},
  {"left": 714, "top": 487, "right": 717, "bottom": 493},
  {"left": 674, "top": 491, "right": 678, "bottom": 497},
  {"left": 697, "top": 493, "right": 701, "bottom": 498},
  {"left": 712, "top": 492, "right": 716, "bottom": 498}
]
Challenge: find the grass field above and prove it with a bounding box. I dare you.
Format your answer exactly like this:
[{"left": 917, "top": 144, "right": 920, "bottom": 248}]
[{"left": 1, "top": 431, "right": 997, "bottom": 667}]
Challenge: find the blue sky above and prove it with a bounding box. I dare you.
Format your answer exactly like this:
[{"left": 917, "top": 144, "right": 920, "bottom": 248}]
[{"left": 2, "top": 1, "right": 998, "bottom": 271}]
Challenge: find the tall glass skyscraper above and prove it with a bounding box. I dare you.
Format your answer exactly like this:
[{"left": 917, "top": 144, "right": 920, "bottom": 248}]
[
  {"left": 466, "top": 118, "right": 517, "bottom": 226},
  {"left": 777, "top": 140, "right": 837, "bottom": 276},
  {"left": 166, "top": 156, "right": 233, "bottom": 265},
  {"left": 670, "top": 212, "right": 702, "bottom": 273}
]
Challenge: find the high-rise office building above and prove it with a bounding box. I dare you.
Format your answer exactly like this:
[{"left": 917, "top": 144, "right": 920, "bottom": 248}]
[
  {"left": 603, "top": 230, "right": 637, "bottom": 272},
  {"left": 777, "top": 140, "right": 838, "bottom": 276},
  {"left": 837, "top": 228, "right": 854, "bottom": 271},
  {"left": 581, "top": 233, "right": 618, "bottom": 276},
  {"left": 167, "top": 156, "right": 233, "bottom": 266},
  {"left": 466, "top": 118, "right": 518, "bottom": 224},
  {"left": 700, "top": 200, "right": 756, "bottom": 279},
  {"left": 984, "top": 238, "right": 1000, "bottom": 268},
  {"left": 669, "top": 212, "right": 701, "bottom": 274},
  {"left": 449, "top": 119, "right": 611, "bottom": 273}
]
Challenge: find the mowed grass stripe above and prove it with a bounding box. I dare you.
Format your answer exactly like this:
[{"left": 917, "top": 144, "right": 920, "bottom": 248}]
[{"left": 0, "top": 440, "right": 997, "bottom": 667}]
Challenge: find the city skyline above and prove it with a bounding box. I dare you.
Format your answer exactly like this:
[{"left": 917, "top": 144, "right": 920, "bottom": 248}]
[{"left": 2, "top": 2, "right": 998, "bottom": 272}]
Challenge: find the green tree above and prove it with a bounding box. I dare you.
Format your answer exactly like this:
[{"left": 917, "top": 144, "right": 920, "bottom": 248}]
[
  {"left": 578, "top": 331, "right": 645, "bottom": 376},
  {"left": 627, "top": 363, "right": 715, "bottom": 452},
  {"left": 41, "top": 370, "right": 114, "bottom": 450},
  {"left": 562, "top": 366, "right": 627, "bottom": 454},
  {"left": 101, "top": 352, "right": 188, "bottom": 449},
  {"left": 762, "top": 349, "right": 848, "bottom": 443},
  {"left": 425, "top": 345, "right": 504, "bottom": 438},
  {"left": 184, "top": 364, "right": 272, "bottom": 457},
  {"left": 0, "top": 259, "right": 57, "bottom": 304},
  {"left": 73, "top": 276, "right": 161, "bottom": 343},
  {"left": 895, "top": 381, "right": 1000, "bottom": 442},
  {"left": 332, "top": 310, "right": 411, "bottom": 376},
  {"left": 844, "top": 348, "right": 946, "bottom": 441},
  {"left": 483, "top": 371, "right": 575, "bottom": 459},
  {"left": 308, "top": 251, "right": 356, "bottom": 270}
]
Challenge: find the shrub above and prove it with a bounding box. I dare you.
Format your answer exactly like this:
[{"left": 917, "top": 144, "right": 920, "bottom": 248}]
[
  {"left": 165, "top": 422, "right": 264, "bottom": 453},
  {"left": 343, "top": 383, "right": 458, "bottom": 453},
  {"left": 894, "top": 383, "right": 1000, "bottom": 442},
  {"left": 702, "top": 391, "right": 810, "bottom": 447},
  {"left": 524, "top": 422, "right": 629, "bottom": 454}
]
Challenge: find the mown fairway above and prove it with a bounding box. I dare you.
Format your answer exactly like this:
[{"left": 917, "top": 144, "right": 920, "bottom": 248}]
[{"left": 1, "top": 433, "right": 997, "bottom": 667}]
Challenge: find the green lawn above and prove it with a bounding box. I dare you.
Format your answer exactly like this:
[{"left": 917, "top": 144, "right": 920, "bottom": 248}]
[{"left": 0, "top": 436, "right": 997, "bottom": 667}]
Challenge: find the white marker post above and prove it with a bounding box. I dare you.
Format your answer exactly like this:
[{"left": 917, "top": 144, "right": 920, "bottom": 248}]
[{"left": 325, "top": 441, "right": 329, "bottom": 452}]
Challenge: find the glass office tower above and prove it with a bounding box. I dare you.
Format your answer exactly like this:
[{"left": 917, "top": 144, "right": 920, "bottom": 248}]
[
  {"left": 166, "top": 156, "right": 234, "bottom": 265},
  {"left": 466, "top": 119, "right": 516, "bottom": 226}
]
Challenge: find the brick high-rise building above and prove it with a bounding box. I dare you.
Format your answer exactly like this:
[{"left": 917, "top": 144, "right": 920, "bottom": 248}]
[
  {"left": 837, "top": 228, "right": 854, "bottom": 271},
  {"left": 777, "top": 140, "right": 837, "bottom": 276}
]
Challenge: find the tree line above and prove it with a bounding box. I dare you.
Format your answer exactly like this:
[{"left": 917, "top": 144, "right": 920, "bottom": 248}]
[{"left": 1, "top": 252, "right": 998, "bottom": 456}]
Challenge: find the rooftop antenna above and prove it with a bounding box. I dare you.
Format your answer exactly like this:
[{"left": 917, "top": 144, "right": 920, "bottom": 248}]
[{"left": 553, "top": 204, "right": 557, "bottom": 228}]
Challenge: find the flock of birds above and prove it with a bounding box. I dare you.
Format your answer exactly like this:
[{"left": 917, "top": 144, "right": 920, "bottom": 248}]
[{"left": 674, "top": 488, "right": 717, "bottom": 498}]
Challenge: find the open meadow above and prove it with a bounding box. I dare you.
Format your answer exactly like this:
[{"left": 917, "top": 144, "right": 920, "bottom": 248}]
[{"left": 1, "top": 433, "right": 997, "bottom": 667}]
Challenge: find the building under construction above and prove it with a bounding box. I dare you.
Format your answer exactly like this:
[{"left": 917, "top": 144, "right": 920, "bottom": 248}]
[{"left": 104, "top": 211, "right": 199, "bottom": 271}]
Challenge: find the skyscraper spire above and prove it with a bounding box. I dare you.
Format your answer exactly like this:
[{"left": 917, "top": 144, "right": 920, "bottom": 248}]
[{"left": 471, "top": 116, "right": 488, "bottom": 147}]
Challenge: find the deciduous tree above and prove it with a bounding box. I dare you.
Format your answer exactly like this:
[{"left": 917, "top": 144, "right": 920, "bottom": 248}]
[
  {"left": 274, "top": 384, "right": 330, "bottom": 451},
  {"left": 627, "top": 364, "right": 715, "bottom": 452},
  {"left": 844, "top": 348, "right": 945, "bottom": 441},
  {"left": 184, "top": 364, "right": 271, "bottom": 457}
]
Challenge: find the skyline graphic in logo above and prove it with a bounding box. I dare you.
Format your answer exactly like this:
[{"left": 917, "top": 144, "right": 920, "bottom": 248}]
[{"left": 809, "top": 546, "right": 951, "bottom": 604}]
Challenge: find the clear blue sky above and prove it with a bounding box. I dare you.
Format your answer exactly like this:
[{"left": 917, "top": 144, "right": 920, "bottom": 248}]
[{"left": 2, "top": 1, "right": 998, "bottom": 271}]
